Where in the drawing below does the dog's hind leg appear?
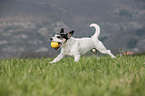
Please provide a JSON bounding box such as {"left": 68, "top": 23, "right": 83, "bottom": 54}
{"left": 99, "top": 49, "right": 116, "bottom": 58}
{"left": 95, "top": 41, "right": 116, "bottom": 58}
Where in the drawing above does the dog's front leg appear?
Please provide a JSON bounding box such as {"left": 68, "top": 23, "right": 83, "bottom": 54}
{"left": 74, "top": 55, "right": 81, "bottom": 62}
{"left": 49, "top": 53, "right": 64, "bottom": 63}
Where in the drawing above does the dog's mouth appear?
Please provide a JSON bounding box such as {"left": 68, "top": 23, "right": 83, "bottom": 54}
{"left": 55, "top": 42, "right": 62, "bottom": 50}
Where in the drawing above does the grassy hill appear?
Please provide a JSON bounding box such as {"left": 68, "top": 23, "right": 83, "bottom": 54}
{"left": 0, "top": 56, "right": 145, "bottom": 96}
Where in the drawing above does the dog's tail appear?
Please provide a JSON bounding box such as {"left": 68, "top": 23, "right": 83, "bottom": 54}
{"left": 90, "top": 23, "right": 100, "bottom": 39}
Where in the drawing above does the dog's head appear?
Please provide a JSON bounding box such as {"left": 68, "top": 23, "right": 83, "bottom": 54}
{"left": 50, "top": 28, "right": 74, "bottom": 50}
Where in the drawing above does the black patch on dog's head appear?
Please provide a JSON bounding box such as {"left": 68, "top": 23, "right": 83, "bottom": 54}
{"left": 59, "top": 28, "right": 74, "bottom": 41}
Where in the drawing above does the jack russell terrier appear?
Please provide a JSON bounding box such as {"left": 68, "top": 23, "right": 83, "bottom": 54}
{"left": 50, "top": 23, "right": 116, "bottom": 63}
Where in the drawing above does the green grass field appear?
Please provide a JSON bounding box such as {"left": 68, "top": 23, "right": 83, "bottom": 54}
{"left": 0, "top": 56, "right": 145, "bottom": 96}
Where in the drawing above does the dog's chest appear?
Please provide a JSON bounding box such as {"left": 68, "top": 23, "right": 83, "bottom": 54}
{"left": 61, "top": 40, "right": 77, "bottom": 55}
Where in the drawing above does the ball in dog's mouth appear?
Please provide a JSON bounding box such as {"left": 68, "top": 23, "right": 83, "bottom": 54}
{"left": 51, "top": 42, "right": 62, "bottom": 50}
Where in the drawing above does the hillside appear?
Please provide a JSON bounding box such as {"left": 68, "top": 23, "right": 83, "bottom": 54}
{"left": 0, "top": 56, "right": 145, "bottom": 96}
{"left": 0, "top": 0, "right": 145, "bottom": 58}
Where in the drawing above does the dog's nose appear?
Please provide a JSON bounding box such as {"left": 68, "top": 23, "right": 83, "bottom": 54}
{"left": 50, "top": 38, "right": 53, "bottom": 41}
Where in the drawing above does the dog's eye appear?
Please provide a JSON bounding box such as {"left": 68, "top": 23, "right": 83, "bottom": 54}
{"left": 57, "top": 36, "right": 61, "bottom": 38}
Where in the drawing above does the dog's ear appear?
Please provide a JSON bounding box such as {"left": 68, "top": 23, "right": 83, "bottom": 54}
{"left": 60, "top": 28, "right": 64, "bottom": 33}
{"left": 67, "top": 30, "right": 74, "bottom": 38}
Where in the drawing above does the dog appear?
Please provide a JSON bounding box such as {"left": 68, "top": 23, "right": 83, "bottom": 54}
{"left": 50, "top": 23, "right": 116, "bottom": 63}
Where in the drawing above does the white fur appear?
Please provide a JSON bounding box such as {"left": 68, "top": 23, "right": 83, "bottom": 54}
{"left": 50, "top": 23, "right": 116, "bottom": 63}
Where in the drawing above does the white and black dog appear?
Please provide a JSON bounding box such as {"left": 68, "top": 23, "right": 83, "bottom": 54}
{"left": 50, "top": 23, "right": 116, "bottom": 63}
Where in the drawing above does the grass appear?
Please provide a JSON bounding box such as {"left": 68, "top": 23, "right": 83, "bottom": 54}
{"left": 0, "top": 56, "right": 145, "bottom": 96}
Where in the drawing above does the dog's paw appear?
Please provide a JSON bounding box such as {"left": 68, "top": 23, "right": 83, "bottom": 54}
{"left": 112, "top": 56, "right": 116, "bottom": 59}
{"left": 49, "top": 61, "right": 55, "bottom": 63}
